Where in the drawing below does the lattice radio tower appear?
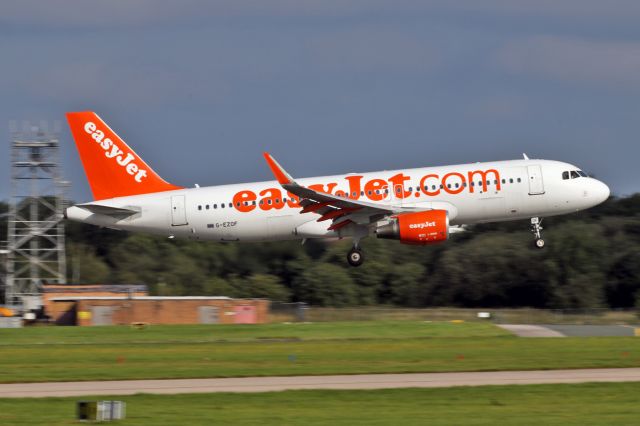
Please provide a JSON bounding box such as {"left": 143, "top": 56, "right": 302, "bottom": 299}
{"left": 2, "top": 121, "right": 67, "bottom": 306}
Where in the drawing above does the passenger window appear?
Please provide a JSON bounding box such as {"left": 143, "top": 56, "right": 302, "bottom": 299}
{"left": 268, "top": 200, "right": 272, "bottom": 205}
{"left": 214, "top": 204, "right": 217, "bottom": 209}
{"left": 205, "top": 205, "right": 209, "bottom": 210}
{"left": 221, "top": 204, "right": 225, "bottom": 209}
{"left": 432, "top": 185, "right": 436, "bottom": 190}
{"left": 517, "top": 178, "right": 521, "bottom": 183}
{"left": 198, "top": 205, "right": 202, "bottom": 211}
{"left": 236, "top": 202, "right": 241, "bottom": 207}
{"left": 509, "top": 178, "right": 513, "bottom": 183}
{"left": 229, "top": 203, "right": 233, "bottom": 209}
{"left": 455, "top": 183, "right": 459, "bottom": 188}
{"left": 494, "top": 180, "right": 498, "bottom": 185}
{"left": 501, "top": 179, "right": 506, "bottom": 184}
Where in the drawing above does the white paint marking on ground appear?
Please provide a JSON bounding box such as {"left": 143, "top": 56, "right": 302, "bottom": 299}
{"left": 497, "top": 324, "right": 566, "bottom": 337}
{"left": 2, "top": 368, "right": 640, "bottom": 398}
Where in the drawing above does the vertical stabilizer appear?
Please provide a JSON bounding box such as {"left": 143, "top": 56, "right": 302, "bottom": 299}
{"left": 66, "top": 111, "right": 182, "bottom": 200}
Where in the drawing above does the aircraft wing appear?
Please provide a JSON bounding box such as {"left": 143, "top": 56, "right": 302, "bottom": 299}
{"left": 263, "top": 152, "right": 429, "bottom": 230}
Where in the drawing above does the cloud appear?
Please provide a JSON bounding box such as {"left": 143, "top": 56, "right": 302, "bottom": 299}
{"left": 440, "top": 0, "right": 640, "bottom": 20}
{"left": 496, "top": 36, "right": 640, "bottom": 88}
{"left": 465, "top": 95, "right": 527, "bottom": 121}
{"left": 6, "top": 0, "right": 640, "bottom": 30}
{"left": 306, "top": 28, "right": 440, "bottom": 73}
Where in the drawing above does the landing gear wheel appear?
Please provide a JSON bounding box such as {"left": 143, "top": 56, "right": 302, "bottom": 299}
{"left": 530, "top": 217, "right": 545, "bottom": 249}
{"left": 347, "top": 249, "right": 364, "bottom": 267}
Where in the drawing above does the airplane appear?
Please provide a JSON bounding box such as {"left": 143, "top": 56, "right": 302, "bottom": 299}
{"left": 65, "top": 111, "right": 610, "bottom": 267}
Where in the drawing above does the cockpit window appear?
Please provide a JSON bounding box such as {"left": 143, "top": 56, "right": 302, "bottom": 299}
{"left": 563, "top": 170, "right": 588, "bottom": 180}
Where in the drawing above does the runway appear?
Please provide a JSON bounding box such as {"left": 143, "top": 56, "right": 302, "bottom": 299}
{"left": 2, "top": 368, "right": 640, "bottom": 398}
{"left": 497, "top": 324, "right": 639, "bottom": 337}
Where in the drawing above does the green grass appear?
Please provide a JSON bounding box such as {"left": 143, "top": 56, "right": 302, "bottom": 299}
{"left": 1, "top": 322, "right": 639, "bottom": 383}
{"left": 2, "top": 383, "right": 640, "bottom": 425}
{"left": 0, "top": 321, "right": 507, "bottom": 345}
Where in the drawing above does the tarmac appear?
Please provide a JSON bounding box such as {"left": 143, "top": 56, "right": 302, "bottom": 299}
{"left": 497, "top": 324, "right": 639, "bottom": 337}
{"left": 497, "top": 324, "right": 565, "bottom": 337}
{"left": 2, "top": 368, "right": 640, "bottom": 398}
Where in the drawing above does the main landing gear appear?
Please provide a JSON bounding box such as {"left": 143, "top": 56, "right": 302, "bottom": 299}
{"left": 531, "top": 217, "right": 545, "bottom": 249}
{"left": 347, "top": 246, "right": 364, "bottom": 267}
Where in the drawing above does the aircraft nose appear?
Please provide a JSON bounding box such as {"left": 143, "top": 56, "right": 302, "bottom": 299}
{"left": 592, "top": 179, "right": 610, "bottom": 205}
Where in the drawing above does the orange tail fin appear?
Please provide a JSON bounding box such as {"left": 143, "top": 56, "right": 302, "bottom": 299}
{"left": 66, "top": 111, "right": 182, "bottom": 200}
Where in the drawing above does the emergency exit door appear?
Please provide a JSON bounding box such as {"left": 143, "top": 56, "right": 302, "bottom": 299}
{"left": 527, "top": 165, "right": 545, "bottom": 195}
{"left": 171, "top": 195, "right": 188, "bottom": 226}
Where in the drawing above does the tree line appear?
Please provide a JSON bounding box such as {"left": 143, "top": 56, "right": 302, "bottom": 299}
{"left": 1, "top": 195, "right": 639, "bottom": 308}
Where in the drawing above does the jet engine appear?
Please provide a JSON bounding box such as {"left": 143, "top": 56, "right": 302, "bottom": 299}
{"left": 375, "top": 210, "right": 449, "bottom": 245}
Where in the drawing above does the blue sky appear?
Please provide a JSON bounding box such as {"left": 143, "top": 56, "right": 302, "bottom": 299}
{"left": 1, "top": 1, "right": 639, "bottom": 201}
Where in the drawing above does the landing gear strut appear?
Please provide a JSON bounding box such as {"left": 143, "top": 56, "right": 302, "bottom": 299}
{"left": 347, "top": 247, "right": 364, "bottom": 267}
{"left": 530, "top": 217, "right": 545, "bottom": 249}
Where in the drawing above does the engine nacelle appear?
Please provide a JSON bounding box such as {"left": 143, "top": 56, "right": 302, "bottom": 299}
{"left": 375, "top": 210, "right": 449, "bottom": 245}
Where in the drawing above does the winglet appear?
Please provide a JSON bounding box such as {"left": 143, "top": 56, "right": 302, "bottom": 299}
{"left": 263, "top": 152, "right": 295, "bottom": 185}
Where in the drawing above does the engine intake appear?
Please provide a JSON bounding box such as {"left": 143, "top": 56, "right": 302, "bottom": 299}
{"left": 376, "top": 210, "right": 449, "bottom": 245}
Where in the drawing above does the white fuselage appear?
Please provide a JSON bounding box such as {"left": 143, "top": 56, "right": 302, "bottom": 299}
{"left": 66, "top": 159, "right": 610, "bottom": 242}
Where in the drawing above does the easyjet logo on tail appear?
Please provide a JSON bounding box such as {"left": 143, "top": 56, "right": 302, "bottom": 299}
{"left": 83, "top": 122, "right": 147, "bottom": 183}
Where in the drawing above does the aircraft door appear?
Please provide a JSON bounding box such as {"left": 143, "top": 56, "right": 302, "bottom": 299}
{"left": 171, "top": 195, "right": 188, "bottom": 226}
{"left": 527, "top": 165, "right": 545, "bottom": 195}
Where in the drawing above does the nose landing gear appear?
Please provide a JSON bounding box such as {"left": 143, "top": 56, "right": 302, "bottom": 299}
{"left": 531, "top": 217, "right": 545, "bottom": 248}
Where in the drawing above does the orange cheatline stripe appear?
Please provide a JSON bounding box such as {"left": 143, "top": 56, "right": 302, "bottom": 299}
{"left": 263, "top": 152, "right": 291, "bottom": 185}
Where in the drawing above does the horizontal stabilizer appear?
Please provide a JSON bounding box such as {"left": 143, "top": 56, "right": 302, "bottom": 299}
{"left": 77, "top": 203, "right": 138, "bottom": 217}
